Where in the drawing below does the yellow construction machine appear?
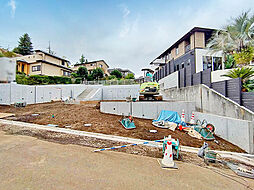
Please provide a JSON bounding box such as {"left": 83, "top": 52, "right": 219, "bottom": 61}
{"left": 139, "top": 68, "right": 163, "bottom": 101}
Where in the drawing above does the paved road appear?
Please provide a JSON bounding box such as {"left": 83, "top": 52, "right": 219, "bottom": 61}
{"left": 0, "top": 131, "right": 253, "bottom": 190}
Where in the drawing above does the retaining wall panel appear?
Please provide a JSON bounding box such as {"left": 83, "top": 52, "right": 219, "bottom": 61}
{"left": 117, "top": 102, "right": 131, "bottom": 116}
{"left": 132, "top": 102, "right": 143, "bottom": 118}
{"left": 142, "top": 102, "right": 158, "bottom": 119}
{"left": 0, "top": 84, "right": 10, "bottom": 105}
{"left": 194, "top": 111, "right": 253, "bottom": 153}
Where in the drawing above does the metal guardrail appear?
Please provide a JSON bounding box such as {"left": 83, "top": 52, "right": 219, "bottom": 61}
{"left": 85, "top": 79, "right": 140, "bottom": 85}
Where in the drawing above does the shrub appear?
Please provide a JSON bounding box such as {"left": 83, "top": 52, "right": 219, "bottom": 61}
{"left": 125, "top": 73, "right": 134, "bottom": 79}
{"left": 110, "top": 70, "right": 122, "bottom": 78}
{"left": 16, "top": 74, "right": 72, "bottom": 85}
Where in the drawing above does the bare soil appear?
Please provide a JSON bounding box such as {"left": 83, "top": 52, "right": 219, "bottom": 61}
{"left": 0, "top": 101, "right": 245, "bottom": 153}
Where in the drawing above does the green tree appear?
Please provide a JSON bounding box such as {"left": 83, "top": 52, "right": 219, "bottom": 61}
{"left": 79, "top": 54, "right": 86, "bottom": 64}
{"left": 233, "top": 46, "right": 254, "bottom": 66}
{"left": 86, "top": 74, "right": 94, "bottom": 81}
{"left": 107, "top": 75, "right": 116, "bottom": 80}
{"left": 125, "top": 73, "right": 135, "bottom": 79}
{"left": 222, "top": 67, "right": 254, "bottom": 83}
{"left": 92, "top": 68, "right": 104, "bottom": 80}
{"left": 13, "top": 33, "right": 33, "bottom": 55}
{"left": 77, "top": 66, "right": 88, "bottom": 83}
{"left": 207, "top": 11, "right": 254, "bottom": 65}
{"left": 224, "top": 54, "right": 236, "bottom": 69}
{"left": 110, "top": 69, "right": 122, "bottom": 78}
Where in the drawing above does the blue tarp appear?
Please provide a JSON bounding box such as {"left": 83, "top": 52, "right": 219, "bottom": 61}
{"left": 153, "top": 110, "right": 182, "bottom": 124}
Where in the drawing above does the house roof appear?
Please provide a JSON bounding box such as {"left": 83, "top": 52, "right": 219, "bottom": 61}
{"left": 25, "top": 60, "right": 73, "bottom": 72}
{"left": 150, "top": 27, "right": 216, "bottom": 65}
{"left": 34, "top": 50, "right": 70, "bottom": 62}
{"left": 17, "top": 59, "right": 28, "bottom": 63}
{"left": 75, "top": 60, "right": 109, "bottom": 68}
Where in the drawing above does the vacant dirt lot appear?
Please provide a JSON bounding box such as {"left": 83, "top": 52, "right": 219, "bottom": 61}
{"left": 0, "top": 101, "right": 244, "bottom": 152}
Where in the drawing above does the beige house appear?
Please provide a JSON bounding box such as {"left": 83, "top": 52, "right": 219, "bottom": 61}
{"left": 17, "top": 50, "right": 72, "bottom": 76}
{"left": 72, "top": 60, "right": 110, "bottom": 76}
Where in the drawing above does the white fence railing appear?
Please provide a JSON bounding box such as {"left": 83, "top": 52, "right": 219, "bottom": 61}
{"left": 85, "top": 79, "right": 139, "bottom": 85}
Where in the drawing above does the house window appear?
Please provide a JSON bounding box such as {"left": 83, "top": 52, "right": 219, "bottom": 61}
{"left": 32, "top": 65, "right": 41, "bottom": 72}
{"left": 176, "top": 47, "right": 179, "bottom": 55}
{"left": 203, "top": 56, "right": 212, "bottom": 70}
{"left": 22, "top": 64, "right": 25, "bottom": 72}
{"left": 63, "top": 71, "right": 70, "bottom": 76}
{"left": 100, "top": 64, "right": 103, "bottom": 68}
{"left": 213, "top": 57, "right": 222, "bottom": 71}
{"left": 90, "top": 64, "right": 94, "bottom": 66}
{"left": 181, "top": 62, "right": 185, "bottom": 69}
{"left": 62, "top": 60, "right": 65, "bottom": 66}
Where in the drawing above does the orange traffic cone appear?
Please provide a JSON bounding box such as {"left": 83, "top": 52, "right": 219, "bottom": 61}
{"left": 189, "top": 112, "right": 195, "bottom": 124}
{"left": 158, "top": 135, "right": 178, "bottom": 169}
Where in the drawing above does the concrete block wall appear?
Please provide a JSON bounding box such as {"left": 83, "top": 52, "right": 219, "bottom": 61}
{"left": 0, "top": 83, "right": 102, "bottom": 105}
{"left": 100, "top": 101, "right": 196, "bottom": 120}
{"left": 194, "top": 111, "right": 254, "bottom": 153}
{"left": 159, "top": 71, "right": 179, "bottom": 90}
{"left": 163, "top": 84, "right": 254, "bottom": 121}
{"left": 0, "top": 84, "right": 11, "bottom": 105}
{"left": 102, "top": 85, "right": 140, "bottom": 100}
{"left": 0, "top": 83, "right": 140, "bottom": 105}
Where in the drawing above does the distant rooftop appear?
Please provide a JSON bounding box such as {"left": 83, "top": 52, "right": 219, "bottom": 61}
{"left": 35, "top": 50, "right": 70, "bottom": 62}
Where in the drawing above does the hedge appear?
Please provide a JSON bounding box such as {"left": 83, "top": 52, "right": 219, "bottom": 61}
{"left": 16, "top": 74, "right": 72, "bottom": 85}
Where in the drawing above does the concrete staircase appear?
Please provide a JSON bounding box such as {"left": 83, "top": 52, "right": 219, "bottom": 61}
{"left": 76, "top": 87, "right": 101, "bottom": 101}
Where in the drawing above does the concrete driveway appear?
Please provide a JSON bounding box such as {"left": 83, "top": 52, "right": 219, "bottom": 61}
{"left": 0, "top": 131, "right": 253, "bottom": 190}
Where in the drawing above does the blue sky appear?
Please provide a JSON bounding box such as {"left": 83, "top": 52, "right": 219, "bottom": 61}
{"left": 1, "top": 0, "right": 254, "bottom": 76}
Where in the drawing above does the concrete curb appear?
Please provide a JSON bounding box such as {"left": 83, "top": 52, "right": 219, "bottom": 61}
{"left": 0, "top": 119, "right": 162, "bottom": 148}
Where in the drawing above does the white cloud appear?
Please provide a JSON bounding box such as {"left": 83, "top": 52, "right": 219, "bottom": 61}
{"left": 119, "top": 5, "right": 139, "bottom": 38}
{"left": 26, "top": 0, "right": 254, "bottom": 77}
{"left": 122, "top": 5, "right": 130, "bottom": 19}
{"left": 8, "top": 0, "right": 16, "bottom": 18}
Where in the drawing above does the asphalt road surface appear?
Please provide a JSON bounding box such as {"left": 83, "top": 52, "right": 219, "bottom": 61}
{"left": 0, "top": 131, "right": 253, "bottom": 190}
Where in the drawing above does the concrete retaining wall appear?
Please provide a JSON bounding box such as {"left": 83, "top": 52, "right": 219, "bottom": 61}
{"left": 0, "top": 83, "right": 101, "bottom": 105}
{"left": 100, "top": 101, "right": 195, "bottom": 120}
{"left": 159, "top": 71, "right": 179, "bottom": 90}
{"left": 0, "top": 84, "right": 140, "bottom": 105}
{"left": 194, "top": 111, "right": 254, "bottom": 153}
{"left": 163, "top": 84, "right": 254, "bottom": 121}
{"left": 102, "top": 85, "right": 140, "bottom": 100}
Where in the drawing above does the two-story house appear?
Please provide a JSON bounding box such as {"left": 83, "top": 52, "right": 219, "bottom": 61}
{"left": 151, "top": 27, "right": 223, "bottom": 81}
{"left": 108, "top": 68, "right": 135, "bottom": 78}
{"left": 72, "top": 60, "right": 110, "bottom": 76}
{"left": 17, "top": 50, "right": 73, "bottom": 77}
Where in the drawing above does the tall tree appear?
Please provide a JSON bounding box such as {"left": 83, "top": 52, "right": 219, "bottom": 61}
{"left": 77, "top": 66, "right": 88, "bottom": 83}
{"left": 110, "top": 69, "right": 122, "bottom": 79}
{"left": 13, "top": 33, "right": 33, "bottom": 55}
{"left": 207, "top": 11, "right": 254, "bottom": 66}
{"left": 79, "top": 54, "right": 85, "bottom": 64}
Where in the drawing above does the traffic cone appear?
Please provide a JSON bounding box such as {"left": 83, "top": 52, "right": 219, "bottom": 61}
{"left": 181, "top": 110, "right": 185, "bottom": 122}
{"left": 158, "top": 135, "right": 178, "bottom": 169}
{"left": 189, "top": 112, "right": 195, "bottom": 124}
